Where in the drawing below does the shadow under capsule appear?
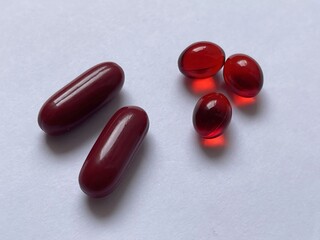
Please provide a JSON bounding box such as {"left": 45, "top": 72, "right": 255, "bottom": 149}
{"left": 219, "top": 83, "right": 266, "bottom": 116}
{"left": 180, "top": 75, "right": 221, "bottom": 96}
{"left": 196, "top": 129, "right": 232, "bottom": 159}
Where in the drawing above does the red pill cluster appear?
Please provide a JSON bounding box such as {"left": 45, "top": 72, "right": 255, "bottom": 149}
{"left": 178, "top": 41, "right": 264, "bottom": 139}
{"left": 38, "top": 63, "right": 149, "bottom": 198}
{"left": 37, "top": 42, "right": 264, "bottom": 201}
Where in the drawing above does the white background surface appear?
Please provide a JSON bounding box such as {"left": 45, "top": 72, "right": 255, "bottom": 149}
{"left": 1, "top": 0, "right": 320, "bottom": 239}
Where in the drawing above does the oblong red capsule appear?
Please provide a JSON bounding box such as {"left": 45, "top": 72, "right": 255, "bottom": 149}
{"left": 38, "top": 62, "right": 124, "bottom": 135}
{"left": 178, "top": 41, "right": 225, "bottom": 79}
{"left": 79, "top": 106, "right": 149, "bottom": 198}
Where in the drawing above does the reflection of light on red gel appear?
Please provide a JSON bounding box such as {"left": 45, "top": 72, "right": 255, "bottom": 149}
{"left": 187, "top": 77, "right": 217, "bottom": 94}
{"left": 233, "top": 95, "right": 256, "bottom": 107}
{"left": 201, "top": 135, "right": 226, "bottom": 148}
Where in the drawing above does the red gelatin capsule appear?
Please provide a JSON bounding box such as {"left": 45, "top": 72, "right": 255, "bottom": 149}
{"left": 178, "top": 41, "right": 225, "bottom": 79}
{"left": 193, "top": 92, "right": 232, "bottom": 138}
{"left": 38, "top": 62, "right": 124, "bottom": 135}
{"left": 79, "top": 106, "right": 149, "bottom": 198}
{"left": 223, "top": 54, "right": 263, "bottom": 98}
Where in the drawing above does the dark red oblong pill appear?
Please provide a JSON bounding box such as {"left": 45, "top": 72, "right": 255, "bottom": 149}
{"left": 38, "top": 62, "right": 124, "bottom": 135}
{"left": 79, "top": 106, "right": 149, "bottom": 198}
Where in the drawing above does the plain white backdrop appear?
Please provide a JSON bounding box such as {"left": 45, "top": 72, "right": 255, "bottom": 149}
{"left": 1, "top": 0, "right": 320, "bottom": 239}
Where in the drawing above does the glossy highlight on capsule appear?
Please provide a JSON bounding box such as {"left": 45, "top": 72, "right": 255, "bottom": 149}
{"left": 178, "top": 41, "right": 225, "bottom": 79}
{"left": 193, "top": 92, "right": 232, "bottom": 139}
{"left": 38, "top": 62, "right": 124, "bottom": 135}
{"left": 79, "top": 106, "right": 149, "bottom": 198}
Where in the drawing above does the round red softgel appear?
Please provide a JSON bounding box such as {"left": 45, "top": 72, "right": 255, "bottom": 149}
{"left": 178, "top": 41, "right": 225, "bottom": 79}
{"left": 193, "top": 92, "right": 232, "bottom": 139}
{"left": 223, "top": 54, "right": 263, "bottom": 98}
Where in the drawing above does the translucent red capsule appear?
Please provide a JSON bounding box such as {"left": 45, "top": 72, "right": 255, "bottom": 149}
{"left": 223, "top": 54, "right": 263, "bottom": 98}
{"left": 193, "top": 93, "right": 232, "bottom": 138}
{"left": 79, "top": 106, "right": 149, "bottom": 198}
{"left": 178, "top": 41, "right": 225, "bottom": 79}
{"left": 38, "top": 62, "right": 124, "bottom": 135}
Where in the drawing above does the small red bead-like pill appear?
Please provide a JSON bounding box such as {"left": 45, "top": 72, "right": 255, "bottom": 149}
{"left": 38, "top": 62, "right": 124, "bottom": 135}
{"left": 178, "top": 41, "right": 225, "bottom": 79}
{"left": 223, "top": 54, "right": 263, "bottom": 98}
{"left": 193, "top": 92, "right": 232, "bottom": 139}
{"left": 79, "top": 106, "right": 149, "bottom": 198}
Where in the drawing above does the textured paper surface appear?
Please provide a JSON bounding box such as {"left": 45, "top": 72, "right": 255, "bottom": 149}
{"left": 1, "top": 0, "right": 320, "bottom": 239}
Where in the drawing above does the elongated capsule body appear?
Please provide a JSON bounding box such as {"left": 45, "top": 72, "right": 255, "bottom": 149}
{"left": 79, "top": 106, "right": 149, "bottom": 198}
{"left": 38, "top": 62, "right": 124, "bottom": 135}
